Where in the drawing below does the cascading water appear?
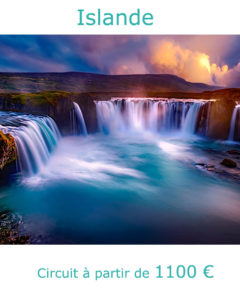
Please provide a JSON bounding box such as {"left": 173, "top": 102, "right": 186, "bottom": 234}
{"left": 229, "top": 105, "right": 240, "bottom": 141}
{"left": 182, "top": 102, "right": 204, "bottom": 134}
{"left": 0, "top": 112, "right": 61, "bottom": 175}
{"left": 2, "top": 100, "right": 240, "bottom": 245}
{"left": 72, "top": 102, "right": 88, "bottom": 136}
{"left": 95, "top": 98, "right": 209, "bottom": 136}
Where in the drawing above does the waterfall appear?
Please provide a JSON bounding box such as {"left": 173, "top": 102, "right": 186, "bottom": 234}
{"left": 229, "top": 105, "right": 240, "bottom": 141}
{"left": 95, "top": 98, "right": 209, "bottom": 135}
{"left": 182, "top": 102, "right": 205, "bottom": 134}
{"left": 72, "top": 102, "right": 88, "bottom": 136}
{"left": 0, "top": 112, "right": 61, "bottom": 175}
{"left": 195, "top": 101, "right": 211, "bottom": 136}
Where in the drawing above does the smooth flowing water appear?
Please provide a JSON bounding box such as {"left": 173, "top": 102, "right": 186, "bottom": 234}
{"left": 72, "top": 102, "right": 88, "bottom": 136}
{"left": 0, "top": 112, "right": 60, "bottom": 175}
{"left": 1, "top": 99, "right": 240, "bottom": 244}
{"left": 229, "top": 104, "right": 240, "bottom": 141}
{"left": 95, "top": 98, "right": 209, "bottom": 135}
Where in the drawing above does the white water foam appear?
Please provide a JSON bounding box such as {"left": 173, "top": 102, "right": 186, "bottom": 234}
{"left": 95, "top": 98, "right": 209, "bottom": 136}
{"left": 72, "top": 102, "right": 88, "bottom": 135}
{"left": 0, "top": 112, "right": 61, "bottom": 175}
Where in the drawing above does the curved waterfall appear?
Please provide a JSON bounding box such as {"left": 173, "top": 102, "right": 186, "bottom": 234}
{"left": 0, "top": 98, "right": 211, "bottom": 177}
{"left": 72, "top": 102, "right": 88, "bottom": 136}
{"left": 95, "top": 98, "right": 210, "bottom": 135}
{"left": 229, "top": 105, "right": 240, "bottom": 141}
{"left": 0, "top": 112, "right": 61, "bottom": 175}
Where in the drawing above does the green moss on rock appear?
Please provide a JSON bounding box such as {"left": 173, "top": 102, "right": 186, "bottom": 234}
{"left": 0, "top": 91, "right": 71, "bottom": 107}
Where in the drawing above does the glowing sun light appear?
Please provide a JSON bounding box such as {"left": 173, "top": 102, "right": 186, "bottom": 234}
{"left": 199, "top": 55, "right": 211, "bottom": 73}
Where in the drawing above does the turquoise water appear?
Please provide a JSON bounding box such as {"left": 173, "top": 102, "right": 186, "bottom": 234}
{"left": 1, "top": 133, "right": 240, "bottom": 244}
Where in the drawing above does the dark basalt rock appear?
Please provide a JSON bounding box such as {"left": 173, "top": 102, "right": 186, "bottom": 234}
{"left": 0, "top": 72, "right": 239, "bottom": 140}
{"left": 0, "top": 91, "right": 98, "bottom": 135}
{"left": 221, "top": 158, "right": 237, "bottom": 168}
{"left": 0, "top": 210, "right": 30, "bottom": 244}
{"left": 195, "top": 163, "right": 205, "bottom": 166}
{"left": 227, "top": 149, "right": 240, "bottom": 155}
{"left": 207, "top": 99, "right": 236, "bottom": 140}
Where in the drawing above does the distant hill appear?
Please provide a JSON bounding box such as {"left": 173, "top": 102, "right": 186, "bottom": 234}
{"left": 0, "top": 72, "right": 221, "bottom": 93}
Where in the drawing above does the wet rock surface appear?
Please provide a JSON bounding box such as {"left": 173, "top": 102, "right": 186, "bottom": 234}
{"left": 195, "top": 146, "right": 240, "bottom": 183}
{"left": 0, "top": 210, "right": 30, "bottom": 244}
{"left": 221, "top": 158, "right": 237, "bottom": 168}
{"left": 227, "top": 149, "right": 240, "bottom": 155}
{"left": 0, "top": 130, "right": 16, "bottom": 170}
{"left": 0, "top": 131, "right": 17, "bottom": 182}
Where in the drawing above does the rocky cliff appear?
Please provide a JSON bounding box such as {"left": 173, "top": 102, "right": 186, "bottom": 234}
{"left": 0, "top": 130, "right": 16, "bottom": 180}
{"left": 0, "top": 88, "right": 239, "bottom": 139}
{"left": 0, "top": 72, "right": 239, "bottom": 139}
{"left": 0, "top": 91, "right": 97, "bottom": 135}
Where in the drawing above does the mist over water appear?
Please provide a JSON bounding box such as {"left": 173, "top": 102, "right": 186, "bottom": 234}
{"left": 95, "top": 98, "right": 209, "bottom": 135}
{"left": 1, "top": 99, "right": 240, "bottom": 244}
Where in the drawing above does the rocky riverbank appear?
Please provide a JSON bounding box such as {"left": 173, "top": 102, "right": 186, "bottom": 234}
{"left": 0, "top": 210, "right": 30, "bottom": 244}
{"left": 195, "top": 148, "right": 240, "bottom": 183}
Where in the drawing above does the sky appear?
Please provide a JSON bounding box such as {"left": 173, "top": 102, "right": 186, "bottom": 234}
{"left": 0, "top": 35, "right": 240, "bottom": 87}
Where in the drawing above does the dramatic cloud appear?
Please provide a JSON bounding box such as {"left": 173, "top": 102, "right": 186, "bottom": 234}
{"left": 99, "top": 37, "right": 240, "bottom": 87}
{"left": 145, "top": 40, "right": 214, "bottom": 83}
{"left": 0, "top": 35, "right": 239, "bottom": 87}
{"left": 142, "top": 40, "right": 231, "bottom": 86}
{"left": 214, "top": 62, "right": 240, "bottom": 87}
